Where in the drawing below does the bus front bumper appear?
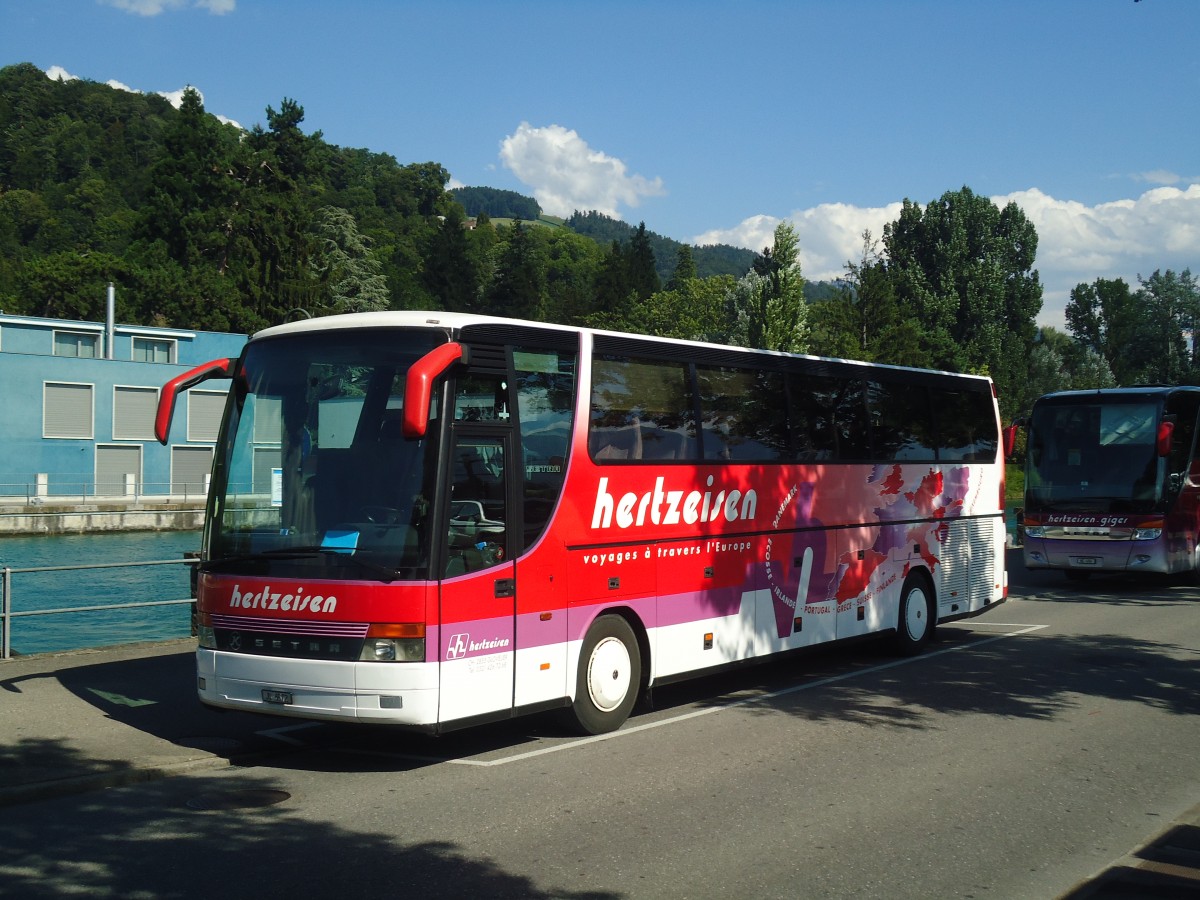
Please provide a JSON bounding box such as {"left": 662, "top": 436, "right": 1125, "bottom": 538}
{"left": 196, "top": 649, "right": 440, "bottom": 726}
{"left": 1022, "top": 537, "right": 1171, "bottom": 574}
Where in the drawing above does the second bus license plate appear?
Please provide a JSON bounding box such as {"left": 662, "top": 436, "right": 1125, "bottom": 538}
{"left": 262, "top": 689, "right": 293, "bottom": 705}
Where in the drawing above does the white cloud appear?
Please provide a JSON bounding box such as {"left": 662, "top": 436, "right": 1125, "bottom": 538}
{"left": 996, "top": 185, "right": 1200, "bottom": 327}
{"left": 45, "top": 65, "right": 76, "bottom": 83}
{"left": 41, "top": 66, "right": 241, "bottom": 128}
{"left": 694, "top": 186, "right": 1200, "bottom": 331}
{"left": 499, "top": 122, "right": 665, "bottom": 219}
{"left": 100, "top": 0, "right": 234, "bottom": 15}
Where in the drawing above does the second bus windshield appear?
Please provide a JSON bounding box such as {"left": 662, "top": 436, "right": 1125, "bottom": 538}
{"left": 1026, "top": 401, "right": 1163, "bottom": 512}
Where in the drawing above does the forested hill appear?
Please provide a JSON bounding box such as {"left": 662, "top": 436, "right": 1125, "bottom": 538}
{"left": 449, "top": 189, "right": 756, "bottom": 283}
{"left": 0, "top": 62, "right": 766, "bottom": 335}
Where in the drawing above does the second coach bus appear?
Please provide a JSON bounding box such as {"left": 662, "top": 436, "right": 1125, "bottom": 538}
{"left": 157, "top": 311, "right": 1008, "bottom": 734}
{"left": 1016, "top": 386, "right": 1200, "bottom": 581}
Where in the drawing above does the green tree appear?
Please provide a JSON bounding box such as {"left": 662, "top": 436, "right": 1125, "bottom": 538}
{"left": 735, "top": 222, "right": 808, "bottom": 352}
{"left": 633, "top": 275, "right": 735, "bottom": 341}
{"left": 883, "top": 186, "right": 1042, "bottom": 414}
{"left": 590, "top": 240, "right": 636, "bottom": 328}
{"left": 666, "top": 244, "right": 697, "bottom": 289}
{"left": 537, "top": 227, "right": 603, "bottom": 326}
{"left": 17, "top": 251, "right": 130, "bottom": 320}
{"left": 311, "top": 206, "right": 390, "bottom": 315}
{"left": 1064, "top": 277, "right": 1141, "bottom": 384}
{"left": 241, "top": 97, "right": 325, "bottom": 323}
{"left": 627, "top": 222, "right": 661, "bottom": 301}
{"left": 1136, "top": 269, "right": 1199, "bottom": 384}
{"left": 138, "top": 87, "right": 243, "bottom": 273}
{"left": 486, "top": 222, "right": 546, "bottom": 320}
{"left": 422, "top": 205, "right": 477, "bottom": 312}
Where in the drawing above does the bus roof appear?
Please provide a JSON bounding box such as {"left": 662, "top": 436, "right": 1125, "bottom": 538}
{"left": 249, "top": 310, "right": 995, "bottom": 386}
{"left": 1033, "top": 386, "right": 1200, "bottom": 405}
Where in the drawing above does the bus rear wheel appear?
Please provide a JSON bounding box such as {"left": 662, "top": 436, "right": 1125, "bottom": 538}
{"left": 568, "top": 615, "right": 641, "bottom": 735}
{"left": 892, "top": 572, "right": 935, "bottom": 655}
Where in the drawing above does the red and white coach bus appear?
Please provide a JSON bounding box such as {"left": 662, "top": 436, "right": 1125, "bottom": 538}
{"left": 156, "top": 311, "right": 1007, "bottom": 734}
{"left": 1014, "top": 386, "right": 1200, "bottom": 581}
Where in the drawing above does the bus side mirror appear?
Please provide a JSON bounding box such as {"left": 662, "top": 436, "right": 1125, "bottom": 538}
{"left": 1157, "top": 420, "right": 1174, "bottom": 457}
{"left": 1002, "top": 422, "right": 1022, "bottom": 460}
{"left": 155, "top": 357, "right": 236, "bottom": 444}
{"left": 403, "top": 342, "right": 469, "bottom": 439}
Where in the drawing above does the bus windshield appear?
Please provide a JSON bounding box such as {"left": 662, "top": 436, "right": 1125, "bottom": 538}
{"left": 1026, "top": 400, "right": 1164, "bottom": 514}
{"left": 205, "top": 329, "right": 444, "bottom": 581}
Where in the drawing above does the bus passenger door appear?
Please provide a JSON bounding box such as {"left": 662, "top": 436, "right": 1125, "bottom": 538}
{"left": 437, "top": 430, "right": 516, "bottom": 725}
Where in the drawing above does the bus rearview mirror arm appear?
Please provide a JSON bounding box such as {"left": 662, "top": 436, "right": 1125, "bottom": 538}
{"left": 403, "top": 342, "right": 470, "bottom": 439}
{"left": 156, "top": 357, "right": 236, "bottom": 444}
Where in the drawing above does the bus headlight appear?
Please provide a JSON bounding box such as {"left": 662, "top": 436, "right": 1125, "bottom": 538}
{"left": 197, "top": 612, "right": 216, "bottom": 649}
{"left": 1024, "top": 525, "right": 1044, "bottom": 539}
{"left": 1134, "top": 519, "right": 1164, "bottom": 540}
{"left": 359, "top": 624, "right": 426, "bottom": 662}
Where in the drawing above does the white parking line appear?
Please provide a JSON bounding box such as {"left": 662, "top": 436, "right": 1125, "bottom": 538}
{"left": 257, "top": 722, "right": 323, "bottom": 746}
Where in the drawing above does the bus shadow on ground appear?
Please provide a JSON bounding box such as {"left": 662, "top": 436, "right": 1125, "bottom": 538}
{"left": 0, "top": 761, "right": 620, "bottom": 899}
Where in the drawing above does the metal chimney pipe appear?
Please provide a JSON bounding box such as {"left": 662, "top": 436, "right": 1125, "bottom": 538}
{"left": 106, "top": 282, "right": 115, "bottom": 360}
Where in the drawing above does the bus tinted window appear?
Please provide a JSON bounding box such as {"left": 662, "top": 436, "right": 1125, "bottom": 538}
{"left": 936, "top": 388, "right": 998, "bottom": 460}
{"left": 515, "top": 346, "right": 576, "bottom": 550}
{"left": 809, "top": 374, "right": 869, "bottom": 461}
{"left": 784, "top": 372, "right": 830, "bottom": 460}
{"left": 868, "top": 380, "right": 936, "bottom": 461}
{"left": 590, "top": 356, "right": 696, "bottom": 461}
{"left": 697, "top": 366, "right": 788, "bottom": 461}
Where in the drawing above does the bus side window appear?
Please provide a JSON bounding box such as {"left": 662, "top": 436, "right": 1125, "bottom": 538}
{"left": 445, "top": 436, "right": 507, "bottom": 575}
{"left": 697, "top": 366, "right": 787, "bottom": 461}
{"left": 787, "top": 371, "right": 840, "bottom": 461}
{"left": 590, "top": 355, "right": 695, "bottom": 462}
{"left": 515, "top": 346, "right": 577, "bottom": 552}
{"left": 868, "top": 379, "right": 935, "bottom": 461}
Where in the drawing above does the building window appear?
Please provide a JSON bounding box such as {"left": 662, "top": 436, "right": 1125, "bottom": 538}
{"left": 96, "top": 444, "right": 142, "bottom": 496}
{"left": 187, "top": 390, "right": 227, "bottom": 443}
{"left": 54, "top": 331, "right": 99, "bottom": 358}
{"left": 132, "top": 337, "right": 175, "bottom": 364}
{"left": 44, "top": 382, "right": 94, "bottom": 439}
{"left": 113, "top": 386, "right": 159, "bottom": 441}
{"left": 172, "top": 445, "right": 214, "bottom": 495}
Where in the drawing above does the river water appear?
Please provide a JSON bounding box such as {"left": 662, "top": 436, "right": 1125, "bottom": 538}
{"left": 0, "top": 530, "right": 201, "bottom": 657}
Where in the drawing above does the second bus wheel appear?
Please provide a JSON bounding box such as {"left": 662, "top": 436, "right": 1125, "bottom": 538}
{"left": 569, "top": 615, "right": 641, "bottom": 735}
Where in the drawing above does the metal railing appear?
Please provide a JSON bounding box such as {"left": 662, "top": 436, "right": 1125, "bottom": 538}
{"left": 1, "top": 557, "right": 198, "bottom": 660}
{"left": 0, "top": 479, "right": 211, "bottom": 505}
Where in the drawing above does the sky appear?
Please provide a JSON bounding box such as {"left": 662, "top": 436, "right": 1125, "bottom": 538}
{"left": 2, "top": 0, "right": 1198, "bottom": 330}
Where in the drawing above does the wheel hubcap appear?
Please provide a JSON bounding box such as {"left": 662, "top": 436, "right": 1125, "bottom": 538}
{"left": 587, "top": 636, "right": 632, "bottom": 712}
{"left": 905, "top": 589, "right": 928, "bottom": 640}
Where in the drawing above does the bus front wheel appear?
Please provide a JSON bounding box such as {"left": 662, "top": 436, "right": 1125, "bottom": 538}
{"left": 568, "top": 615, "right": 641, "bottom": 735}
{"left": 892, "top": 572, "right": 935, "bottom": 655}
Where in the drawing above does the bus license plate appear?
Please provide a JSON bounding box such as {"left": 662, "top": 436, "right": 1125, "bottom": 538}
{"left": 1072, "top": 557, "right": 1100, "bottom": 567}
{"left": 262, "top": 689, "right": 293, "bottom": 705}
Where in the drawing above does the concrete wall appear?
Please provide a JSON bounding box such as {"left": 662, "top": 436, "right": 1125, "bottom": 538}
{"left": 0, "top": 502, "right": 206, "bottom": 535}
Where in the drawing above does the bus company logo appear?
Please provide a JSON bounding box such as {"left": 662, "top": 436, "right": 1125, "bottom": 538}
{"left": 1045, "top": 513, "right": 1129, "bottom": 528}
{"left": 446, "top": 633, "right": 511, "bottom": 659}
{"left": 228, "top": 584, "right": 338, "bottom": 614}
{"left": 591, "top": 475, "right": 758, "bottom": 530}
